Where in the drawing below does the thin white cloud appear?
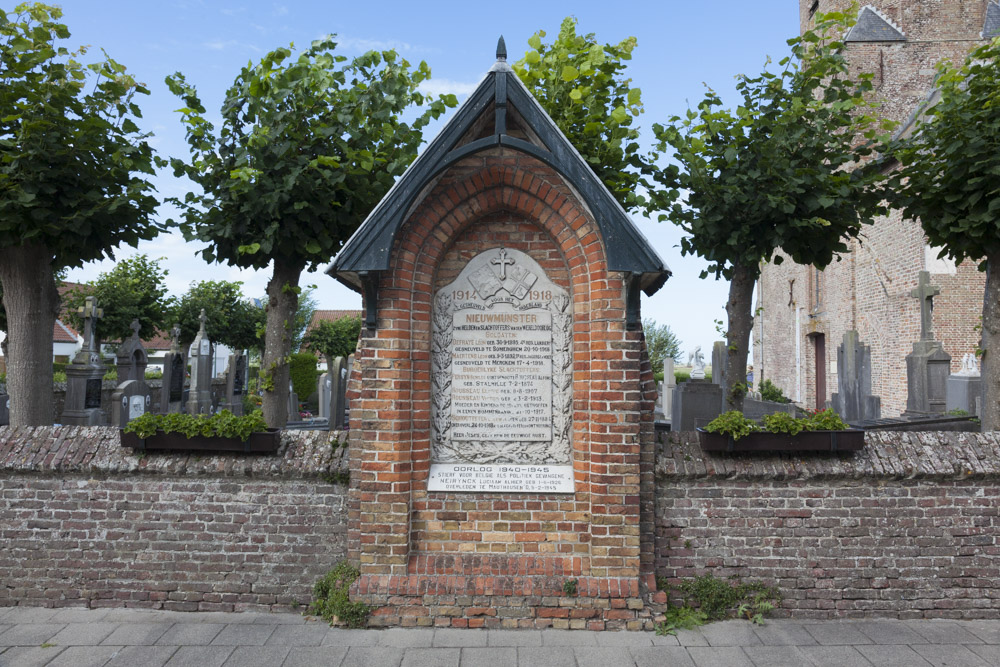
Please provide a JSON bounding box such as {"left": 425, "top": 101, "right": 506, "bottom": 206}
{"left": 202, "top": 39, "right": 261, "bottom": 53}
{"left": 273, "top": 4, "right": 288, "bottom": 16}
{"left": 418, "top": 78, "right": 479, "bottom": 98}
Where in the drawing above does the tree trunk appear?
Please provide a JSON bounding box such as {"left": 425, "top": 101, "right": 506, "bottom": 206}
{"left": 981, "top": 255, "right": 1000, "bottom": 431}
{"left": 0, "top": 244, "right": 59, "bottom": 426}
{"left": 261, "top": 260, "right": 303, "bottom": 428}
{"left": 724, "top": 261, "right": 757, "bottom": 414}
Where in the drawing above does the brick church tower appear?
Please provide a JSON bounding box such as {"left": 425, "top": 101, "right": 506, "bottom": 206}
{"left": 755, "top": 1, "right": 998, "bottom": 416}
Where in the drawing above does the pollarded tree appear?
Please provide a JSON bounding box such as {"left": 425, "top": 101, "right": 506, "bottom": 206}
{"left": 63, "top": 254, "right": 173, "bottom": 344}
{"left": 650, "top": 10, "right": 892, "bottom": 413}
{"left": 0, "top": 3, "right": 160, "bottom": 425}
{"left": 892, "top": 37, "right": 1000, "bottom": 430}
{"left": 513, "top": 17, "right": 650, "bottom": 213}
{"left": 167, "top": 38, "right": 455, "bottom": 427}
{"left": 303, "top": 314, "right": 362, "bottom": 381}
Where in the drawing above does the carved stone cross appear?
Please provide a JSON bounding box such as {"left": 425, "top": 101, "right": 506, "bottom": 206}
{"left": 198, "top": 308, "right": 208, "bottom": 333}
{"left": 77, "top": 296, "right": 103, "bottom": 352}
{"left": 909, "top": 271, "right": 940, "bottom": 341}
{"left": 492, "top": 247, "right": 515, "bottom": 280}
{"left": 170, "top": 322, "right": 182, "bottom": 351}
{"left": 129, "top": 318, "right": 141, "bottom": 339}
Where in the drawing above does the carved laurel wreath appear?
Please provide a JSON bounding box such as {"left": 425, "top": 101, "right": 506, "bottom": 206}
{"left": 431, "top": 286, "right": 572, "bottom": 465}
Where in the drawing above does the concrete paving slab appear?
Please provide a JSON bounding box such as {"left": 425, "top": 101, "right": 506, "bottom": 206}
{"left": 803, "top": 622, "right": 875, "bottom": 646}
{"left": 157, "top": 623, "right": 226, "bottom": 646}
{"left": 856, "top": 644, "right": 934, "bottom": 667}
{"left": 263, "top": 623, "right": 332, "bottom": 646}
{"left": 594, "top": 631, "right": 653, "bottom": 647}
{"left": 751, "top": 621, "right": 818, "bottom": 646}
{"left": 400, "top": 647, "right": 460, "bottom": 667}
{"left": 380, "top": 628, "right": 435, "bottom": 648}
{"left": 912, "top": 644, "right": 991, "bottom": 667}
{"left": 321, "top": 628, "right": 381, "bottom": 646}
{"left": 49, "top": 608, "right": 110, "bottom": 624}
{"left": 0, "top": 644, "right": 68, "bottom": 667}
{"left": 104, "top": 645, "right": 180, "bottom": 667}
{"left": 460, "top": 647, "right": 516, "bottom": 667}
{"left": 0, "top": 624, "right": 11, "bottom": 639}
{"left": 903, "top": 620, "right": 985, "bottom": 645}
{"left": 857, "top": 621, "right": 928, "bottom": 645}
{"left": 798, "top": 645, "right": 873, "bottom": 667}
{"left": 743, "top": 645, "right": 813, "bottom": 667}
{"left": 0, "top": 623, "right": 65, "bottom": 646}
{"left": 210, "top": 623, "right": 276, "bottom": 646}
{"left": 281, "top": 646, "right": 349, "bottom": 667}
{"left": 631, "top": 646, "right": 696, "bottom": 667}
{"left": 649, "top": 633, "right": 681, "bottom": 646}
{"left": 340, "top": 645, "right": 404, "bottom": 667}
{"left": 432, "top": 628, "right": 487, "bottom": 647}
{"left": 101, "top": 609, "right": 189, "bottom": 624}
{"left": 574, "top": 646, "right": 637, "bottom": 667}
{"left": 250, "top": 613, "right": 307, "bottom": 625}
{"left": 163, "top": 645, "right": 235, "bottom": 667}
{"left": 699, "top": 621, "right": 763, "bottom": 647}
{"left": 540, "top": 628, "right": 597, "bottom": 646}
{"left": 101, "top": 622, "right": 170, "bottom": 646}
{"left": 687, "top": 646, "right": 754, "bottom": 667}
{"left": 487, "top": 630, "right": 542, "bottom": 646}
{"left": 968, "top": 645, "right": 1000, "bottom": 664}
{"left": 673, "top": 628, "right": 709, "bottom": 646}
{"left": 183, "top": 612, "right": 257, "bottom": 625}
{"left": 47, "top": 622, "right": 119, "bottom": 646}
{"left": 44, "top": 644, "right": 122, "bottom": 667}
{"left": 516, "top": 646, "right": 577, "bottom": 667}
{"left": 965, "top": 621, "right": 1000, "bottom": 644}
{"left": 2, "top": 608, "right": 60, "bottom": 623}
{"left": 220, "top": 645, "right": 291, "bottom": 667}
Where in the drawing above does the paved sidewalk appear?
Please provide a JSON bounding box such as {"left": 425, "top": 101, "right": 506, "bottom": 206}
{"left": 1, "top": 607, "right": 999, "bottom": 666}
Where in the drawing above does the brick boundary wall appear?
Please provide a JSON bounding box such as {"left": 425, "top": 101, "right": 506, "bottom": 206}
{"left": 3, "top": 426, "right": 1000, "bottom": 622}
{"left": 0, "top": 426, "right": 349, "bottom": 612}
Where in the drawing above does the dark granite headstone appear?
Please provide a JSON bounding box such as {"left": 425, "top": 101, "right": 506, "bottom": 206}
{"left": 115, "top": 319, "right": 148, "bottom": 383}
{"left": 904, "top": 272, "right": 951, "bottom": 416}
{"left": 831, "top": 330, "right": 881, "bottom": 423}
{"left": 111, "top": 379, "right": 152, "bottom": 429}
{"left": 169, "top": 355, "right": 185, "bottom": 402}
{"left": 63, "top": 296, "right": 107, "bottom": 425}
{"left": 185, "top": 310, "right": 213, "bottom": 415}
{"left": 222, "top": 353, "right": 247, "bottom": 416}
{"left": 331, "top": 356, "right": 347, "bottom": 430}
{"left": 0, "top": 389, "right": 9, "bottom": 426}
{"left": 671, "top": 379, "right": 724, "bottom": 431}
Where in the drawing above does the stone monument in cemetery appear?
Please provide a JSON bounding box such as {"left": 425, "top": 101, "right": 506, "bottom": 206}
{"left": 711, "top": 340, "right": 727, "bottom": 390}
{"left": 185, "top": 310, "right": 213, "bottom": 415}
{"left": 947, "top": 352, "right": 982, "bottom": 416}
{"left": 62, "top": 296, "right": 107, "bottom": 426}
{"left": 672, "top": 346, "right": 722, "bottom": 431}
{"left": 329, "top": 355, "right": 347, "bottom": 430}
{"left": 316, "top": 372, "right": 331, "bottom": 420}
{"left": 222, "top": 353, "right": 247, "bottom": 415}
{"left": 905, "top": 271, "right": 951, "bottom": 416}
{"left": 286, "top": 381, "right": 299, "bottom": 421}
{"left": 111, "top": 320, "right": 152, "bottom": 428}
{"left": 115, "top": 319, "right": 148, "bottom": 383}
{"left": 0, "top": 383, "right": 8, "bottom": 426}
{"left": 328, "top": 40, "right": 670, "bottom": 628}
{"left": 160, "top": 323, "right": 185, "bottom": 414}
{"left": 831, "top": 330, "right": 881, "bottom": 424}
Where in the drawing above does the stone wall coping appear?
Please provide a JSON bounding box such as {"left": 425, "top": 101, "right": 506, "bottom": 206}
{"left": 657, "top": 430, "right": 1000, "bottom": 481}
{"left": 0, "top": 425, "right": 348, "bottom": 478}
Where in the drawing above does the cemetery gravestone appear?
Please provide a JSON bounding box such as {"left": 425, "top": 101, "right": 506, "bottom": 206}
{"left": 222, "top": 353, "right": 247, "bottom": 416}
{"left": 328, "top": 41, "right": 670, "bottom": 627}
{"left": 115, "top": 319, "right": 148, "bottom": 383}
{"left": 329, "top": 356, "right": 346, "bottom": 430}
{"left": 185, "top": 310, "right": 213, "bottom": 415}
{"left": 160, "top": 323, "right": 185, "bottom": 414}
{"left": 662, "top": 358, "right": 676, "bottom": 422}
{"left": 317, "top": 372, "right": 331, "bottom": 420}
{"left": 831, "top": 330, "right": 882, "bottom": 423}
{"left": 905, "top": 271, "right": 951, "bottom": 415}
{"left": 62, "top": 296, "right": 107, "bottom": 426}
{"left": 947, "top": 352, "right": 982, "bottom": 416}
{"left": 0, "top": 384, "right": 8, "bottom": 426}
{"left": 287, "top": 381, "right": 299, "bottom": 421}
{"left": 111, "top": 379, "right": 152, "bottom": 429}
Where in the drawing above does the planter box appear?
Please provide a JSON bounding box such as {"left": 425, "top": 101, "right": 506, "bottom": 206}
{"left": 119, "top": 428, "right": 281, "bottom": 454}
{"left": 697, "top": 428, "right": 865, "bottom": 453}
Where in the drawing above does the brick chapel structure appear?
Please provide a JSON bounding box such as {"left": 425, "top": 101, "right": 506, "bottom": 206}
{"left": 329, "top": 41, "right": 670, "bottom": 628}
{"left": 755, "top": 1, "right": 999, "bottom": 416}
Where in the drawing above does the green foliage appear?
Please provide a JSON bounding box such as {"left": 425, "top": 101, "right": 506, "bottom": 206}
{"left": 642, "top": 318, "right": 683, "bottom": 369}
{"left": 513, "top": 17, "right": 654, "bottom": 212}
{"left": 892, "top": 37, "right": 1000, "bottom": 269}
{"left": 288, "top": 352, "right": 320, "bottom": 405}
{"left": 0, "top": 2, "right": 162, "bottom": 269}
{"left": 166, "top": 39, "right": 456, "bottom": 274}
{"left": 63, "top": 255, "right": 172, "bottom": 343}
{"left": 677, "top": 574, "right": 781, "bottom": 623}
{"left": 172, "top": 280, "right": 264, "bottom": 350}
{"left": 758, "top": 379, "right": 789, "bottom": 403}
{"left": 762, "top": 411, "right": 804, "bottom": 435}
{"left": 705, "top": 411, "right": 760, "bottom": 441}
{"left": 562, "top": 579, "right": 578, "bottom": 596}
{"left": 656, "top": 604, "right": 708, "bottom": 636}
{"left": 123, "top": 410, "right": 268, "bottom": 442}
{"left": 309, "top": 562, "right": 370, "bottom": 628}
{"left": 303, "top": 315, "right": 362, "bottom": 361}
{"left": 803, "top": 408, "right": 849, "bottom": 431}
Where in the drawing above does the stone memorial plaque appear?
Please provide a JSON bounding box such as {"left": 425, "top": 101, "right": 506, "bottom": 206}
{"left": 128, "top": 394, "right": 146, "bottom": 419}
{"left": 430, "top": 247, "right": 572, "bottom": 492}
{"left": 169, "top": 356, "right": 185, "bottom": 402}
{"left": 85, "top": 378, "right": 102, "bottom": 409}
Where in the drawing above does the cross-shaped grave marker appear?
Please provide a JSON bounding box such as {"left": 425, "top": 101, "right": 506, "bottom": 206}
{"left": 909, "top": 271, "right": 941, "bottom": 341}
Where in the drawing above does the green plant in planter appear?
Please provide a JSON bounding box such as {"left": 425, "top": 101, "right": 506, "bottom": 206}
{"left": 123, "top": 410, "right": 268, "bottom": 441}
{"left": 762, "top": 411, "right": 804, "bottom": 435}
{"left": 705, "top": 411, "right": 760, "bottom": 441}
{"left": 803, "top": 408, "right": 849, "bottom": 431}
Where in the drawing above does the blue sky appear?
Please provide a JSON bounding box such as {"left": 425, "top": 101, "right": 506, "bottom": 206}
{"left": 56, "top": 0, "right": 799, "bottom": 356}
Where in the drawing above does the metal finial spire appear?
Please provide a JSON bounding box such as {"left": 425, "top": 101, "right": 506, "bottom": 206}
{"left": 496, "top": 35, "right": 507, "bottom": 61}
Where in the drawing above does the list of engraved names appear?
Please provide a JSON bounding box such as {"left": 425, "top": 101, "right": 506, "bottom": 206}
{"left": 451, "top": 310, "right": 552, "bottom": 441}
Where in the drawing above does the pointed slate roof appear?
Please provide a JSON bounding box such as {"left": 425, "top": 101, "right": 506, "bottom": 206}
{"left": 329, "top": 40, "right": 670, "bottom": 297}
{"left": 984, "top": 1, "right": 1000, "bottom": 39}
{"left": 845, "top": 5, "right": 906, "bottom": 42}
